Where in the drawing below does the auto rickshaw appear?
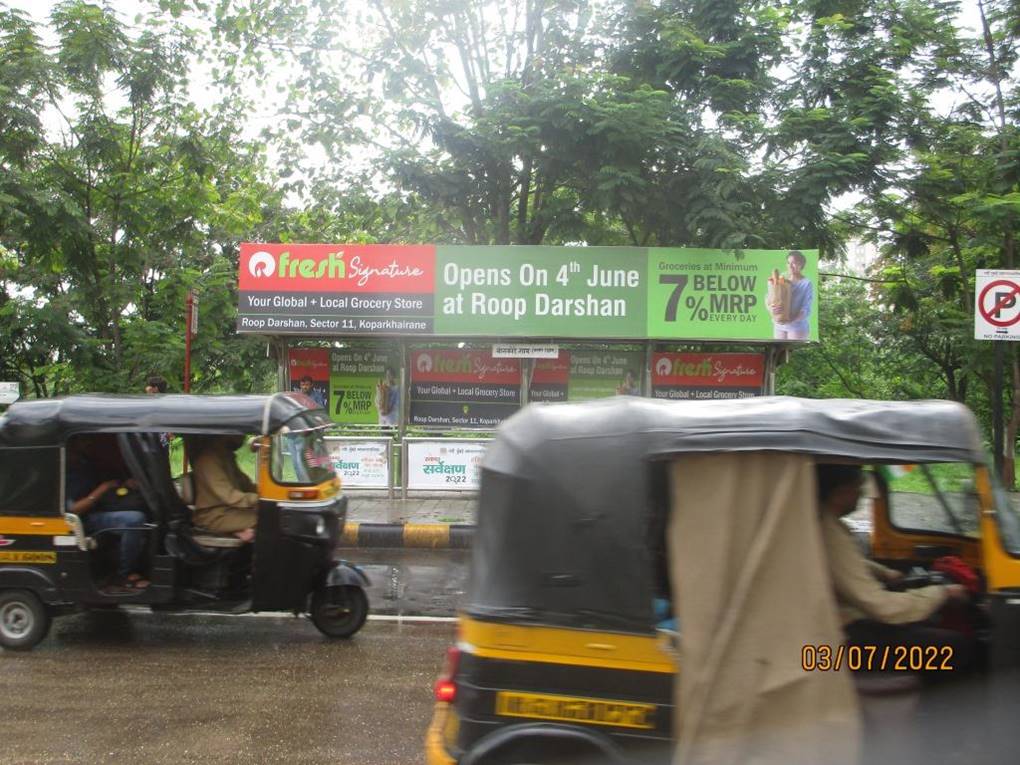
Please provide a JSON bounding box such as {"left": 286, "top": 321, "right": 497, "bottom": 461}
{"left": 0, "top": 392, "right": 369, "bottom": 651}
{"left": 426, "top": 396, "right": 1020, "bottom": 765}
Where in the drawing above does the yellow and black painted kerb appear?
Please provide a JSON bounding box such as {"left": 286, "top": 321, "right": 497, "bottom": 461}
{"left": 340, "top": 522, "right": 475, "bottom": 549}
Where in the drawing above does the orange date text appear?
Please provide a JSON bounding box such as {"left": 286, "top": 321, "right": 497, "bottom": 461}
{"left": 801, "top": 644, "right": 954, "bottom": 672}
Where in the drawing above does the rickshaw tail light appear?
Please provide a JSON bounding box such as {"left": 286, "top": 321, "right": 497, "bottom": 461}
{"left": 434, "top": 646, "right": 461, "bottom": 703}
{"left": 287, "top": 489, "right": 319, "bottom": 500}
{"left": 434, "top": 679, "right": 457, "bottom": 703}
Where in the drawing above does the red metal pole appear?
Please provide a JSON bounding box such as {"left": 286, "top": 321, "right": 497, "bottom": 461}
{"left": 184, "top": 290, "right": 193, "bottom": 394}
{"left": 183, "top": 290, "right": 193, "bottom": 475}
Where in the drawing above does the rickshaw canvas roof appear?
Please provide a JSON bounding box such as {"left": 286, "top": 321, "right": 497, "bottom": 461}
{"left": 0, "top": 392, "right": 330, "bottom": 447}
{"left": 486, "top": 396, "right": 986, "bottom": 471}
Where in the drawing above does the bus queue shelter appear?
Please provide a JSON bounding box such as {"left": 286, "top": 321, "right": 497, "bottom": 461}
{"left": 236, "top": 244, "right": 818, "bottom": 496}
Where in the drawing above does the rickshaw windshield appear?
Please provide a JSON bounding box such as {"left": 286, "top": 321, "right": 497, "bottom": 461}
{"left": 271, "top": 428, "right": 335, "bottom": 485}
{"left": 881, "top": 462, "right": 980, "bottom": 537}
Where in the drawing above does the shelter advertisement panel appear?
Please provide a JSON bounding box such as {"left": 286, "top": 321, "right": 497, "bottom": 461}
{"left": 238, "top": 243, "right": 435, "bottom": 335}
{"left": 527, "top": 353, "right": 570, "bottom": 402}
{"left": 405, "top": 439, "right": 489, "bottom": 490}
{"left": 238, "top": 244, "right": 818, "bottom": 342}
{"left": 568, "top": 350, "right": 645, "bottom": 400}
{"left": 323, "top": 438, "right": 390, "bottom": 489}
{"left": 287, "top": 348, "right": 329, "bottom": 409}
{"left": 327, "top": 347, "right": 401, "bottom": 425}
{"left": 651, "top": 352, "right": 765, "bottom": 399}
{"left": 409, "top": 349, "right": 521, "bottom": 427}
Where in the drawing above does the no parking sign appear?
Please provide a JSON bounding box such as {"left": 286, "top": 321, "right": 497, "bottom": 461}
{"left": 975, "top": 270, "right": 1020, "bottom": 341}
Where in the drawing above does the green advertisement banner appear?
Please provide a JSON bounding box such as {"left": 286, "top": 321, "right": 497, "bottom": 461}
{"left": 243, "top": 244, "right": 818, "bottom": 342}
{"left": 434, "top": 246, "right": 816, "bottom": 341}
{"left": 328, "top": 347, "right": 401, "bottom": 425}
{"left": 566, "top": 351, "right": 645, "bottom": 401}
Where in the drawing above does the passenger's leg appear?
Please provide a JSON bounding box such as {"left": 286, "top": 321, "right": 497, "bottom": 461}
{"left": 99, "top": 510, "right": 148, "bottom": 579}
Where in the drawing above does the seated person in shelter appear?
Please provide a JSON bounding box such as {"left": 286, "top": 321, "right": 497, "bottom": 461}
{"left": 66, "top": 437, "right": 150, "bottom": 591}
{"left": 816, "top": 464, "right": 974, "bottom": 671}
{"left": 187, "top": 434, "right": 258, "bottom": 542}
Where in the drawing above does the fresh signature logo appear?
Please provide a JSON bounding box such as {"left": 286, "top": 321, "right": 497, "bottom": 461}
{"left": 248, "top": 249, "right": 425, "bottom": 286}
{"left": 0, "top": 535, "right": 15, "bottom": 548}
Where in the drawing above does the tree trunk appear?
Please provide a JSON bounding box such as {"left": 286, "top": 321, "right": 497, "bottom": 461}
{"left": 1006, "top": 354, "right": 1019, "bottom": 489}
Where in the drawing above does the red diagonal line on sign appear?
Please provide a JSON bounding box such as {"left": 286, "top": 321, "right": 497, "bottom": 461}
{"left": 990, "top": 285, "right": 1020, "bottom": 318}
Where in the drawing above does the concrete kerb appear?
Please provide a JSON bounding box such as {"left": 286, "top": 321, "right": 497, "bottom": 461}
{"left": 340, "top": 521, "right": 476, "bottom": 549}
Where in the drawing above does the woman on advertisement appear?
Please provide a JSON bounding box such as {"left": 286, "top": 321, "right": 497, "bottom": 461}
{"left": 767, "top": 250, "right": 814, "bottom": 341}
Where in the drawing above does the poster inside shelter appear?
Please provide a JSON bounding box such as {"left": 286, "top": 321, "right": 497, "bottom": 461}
{"left": 651, "top": 352, "right": 765, "bottom": 399}
{"left": 527, "top": 354, "right": 570, "bottom": 402}
{"left": 239, "top": 244, "right": 818, "bottom": 342}
{"left": 327, "top": 347, "right": 401, "bottom": 425}
{"left": 287, "top": 348, "right": 330, "bottom": 409}
{"left": 409, "top": 349, "right": 521, "bottom": 428}
{"left": 567, "top": 350, "right": 645, "bottom": 401}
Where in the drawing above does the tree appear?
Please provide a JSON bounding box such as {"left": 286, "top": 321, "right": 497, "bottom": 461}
{"left": 0, "top": 1, "right": 281, "bottom": 396}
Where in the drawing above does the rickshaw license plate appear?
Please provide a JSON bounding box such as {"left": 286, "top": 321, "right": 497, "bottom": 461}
{"left": 495, "top": 691, "right": 655, "bottom": 730}
{"left": 0, "top": 551, "right": 56, "bottom": 564}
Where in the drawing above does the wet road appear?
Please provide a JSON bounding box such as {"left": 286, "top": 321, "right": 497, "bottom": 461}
{"left": 346, "top": 548, "right": 470, "bottom": 617}
{"left": 1, "top": 610, "right": 454, "bottom": 764}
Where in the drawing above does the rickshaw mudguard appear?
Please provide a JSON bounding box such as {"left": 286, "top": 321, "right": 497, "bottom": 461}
{"left": 326, "top": 561, "right": 370, "bottom": 588}
{"left": 0, "top": 566, "right": 63, "bottom": 603}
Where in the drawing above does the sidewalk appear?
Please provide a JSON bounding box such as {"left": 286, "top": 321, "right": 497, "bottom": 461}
{"left": 344, "top": 493, "right": 477, "bottom": 524}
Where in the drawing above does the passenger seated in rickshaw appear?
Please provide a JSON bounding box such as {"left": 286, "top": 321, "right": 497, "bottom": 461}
{"left": 186, "top": 434, "right": 258, "bottom": 542}
{"left": 816, "top": 464, "right": 975, "bottom": 672}
{"left": 66, "top": 436, "right": 150, "bottom": 592}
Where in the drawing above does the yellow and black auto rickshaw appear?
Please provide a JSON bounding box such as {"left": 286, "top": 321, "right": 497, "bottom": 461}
{"left": 426, "top": 396, "right": 1020, "bottom": 765}
{"left": 0, "top": 392, "right": 368, "bottom": 650}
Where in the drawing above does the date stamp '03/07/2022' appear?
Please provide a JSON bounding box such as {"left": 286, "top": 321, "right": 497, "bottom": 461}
{"left": 801, "top": 644, "right": 954, "bottom": 672}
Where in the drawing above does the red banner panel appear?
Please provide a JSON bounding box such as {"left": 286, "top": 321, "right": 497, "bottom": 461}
{"left": 239, "top": 243, "right": 435, "bottom": 294}
{"left": 651, "top": 352, "right": 765, "bottom": 400}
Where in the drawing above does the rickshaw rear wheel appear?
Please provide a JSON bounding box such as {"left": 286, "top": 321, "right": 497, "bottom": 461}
{"left": 0, "top": 589, "right": 51, "bottom": 651}
{"left": 310, "top": 586, "right": 368, "bottom": 638}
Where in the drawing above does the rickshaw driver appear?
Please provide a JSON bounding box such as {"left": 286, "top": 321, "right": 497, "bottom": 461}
{"left": 817, "top": 464, "right": 974, "bottom": 670}
{"left": 66, "top": 438, "right": 150, "bottom": 591}
{"left": 187, "top": 434, "right": 258, "bottom": 542}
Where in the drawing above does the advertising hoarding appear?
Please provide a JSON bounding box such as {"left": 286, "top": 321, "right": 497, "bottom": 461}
{"left": 239, "top": 244, "right": 818, "bottom": 342}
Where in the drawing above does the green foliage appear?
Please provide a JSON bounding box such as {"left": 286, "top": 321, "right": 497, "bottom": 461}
{"left": 2, "top": 0, "right": 1020, "bottom": 489}
{"left": 0, "top": 0, "right": 280, "bottom": 396}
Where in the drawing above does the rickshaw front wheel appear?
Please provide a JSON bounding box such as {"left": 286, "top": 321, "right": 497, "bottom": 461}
{"left": 310, "top": 586, "right": 368, "bottom": 638}
{"left": 0, "top": 589, "right": 51, "bottom": 651}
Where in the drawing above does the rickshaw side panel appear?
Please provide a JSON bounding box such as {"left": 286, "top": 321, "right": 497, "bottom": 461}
{"left": 0, "top": 446, "right": 62, "bottom": 517}
{"left": 0, "top": 566, "right": 62, "bottom": 603}
{"left": 250, "top": 496, "right": 345, "bottom": 613}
